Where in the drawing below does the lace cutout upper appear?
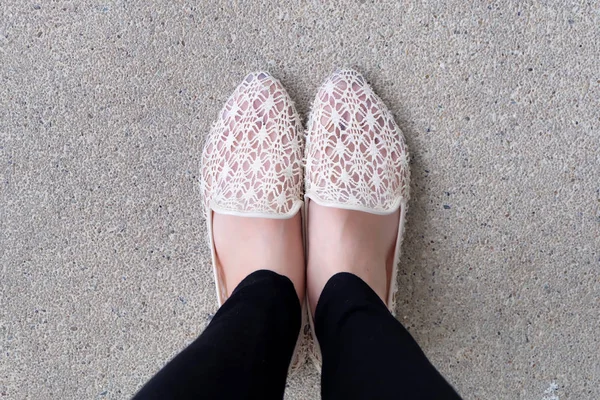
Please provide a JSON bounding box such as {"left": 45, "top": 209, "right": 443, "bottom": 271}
{"left": 201, "top": 72, "right": 304, "bottom": 217}
{"left": 305, "top": 69, "right": 410, "bottom": 213}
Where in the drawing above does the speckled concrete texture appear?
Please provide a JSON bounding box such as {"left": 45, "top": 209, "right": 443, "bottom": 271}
{"left": 1, "top": 1, "right": 599, "bottom": 399}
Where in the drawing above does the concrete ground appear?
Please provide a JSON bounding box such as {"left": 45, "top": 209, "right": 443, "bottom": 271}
{"left": 1, "top": 1, "right": 599, "bottom": 399}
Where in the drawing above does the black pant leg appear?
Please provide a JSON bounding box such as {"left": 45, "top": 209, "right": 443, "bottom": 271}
{"left": 315, "top": 272, "right": 461, "bottom": 400}
{"left": 133, "top": 270, "right": 301, "bottom": 400}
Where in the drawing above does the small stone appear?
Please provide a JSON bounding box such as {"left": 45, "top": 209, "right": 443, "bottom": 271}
{"left": 443, "top": 205, "right": 451, "bottom": 209}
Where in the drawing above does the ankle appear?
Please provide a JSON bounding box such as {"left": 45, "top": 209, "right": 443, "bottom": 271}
{"left": 213, "top": 213, "right": 305, "bottom": 302}
{"left": 306, "top": 203, "right": 398, "bottom": 314}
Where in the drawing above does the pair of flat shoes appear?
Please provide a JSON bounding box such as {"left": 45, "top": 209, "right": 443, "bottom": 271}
{"left": 201, "top": 69, "right": 410, "bottom": 371}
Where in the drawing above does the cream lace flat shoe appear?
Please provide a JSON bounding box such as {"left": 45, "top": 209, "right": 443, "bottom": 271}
{"left": 200, "top": 71, "right": 306, "bottom": 368}
{"left": 305, "top": 68, "right": 410, "bottom": 369}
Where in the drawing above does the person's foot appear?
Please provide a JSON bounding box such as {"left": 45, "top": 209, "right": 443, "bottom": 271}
{"left": 307, "top": 205, "right": 398, "bottom": 315}
{"left": 304, "top": 68, "right": 410, "bottom": 316}
{"left": 213, "top": 213, "right": 305, "bottom": 301}
{"left": 201, "top": 72, "right": 305, "bottom": 304}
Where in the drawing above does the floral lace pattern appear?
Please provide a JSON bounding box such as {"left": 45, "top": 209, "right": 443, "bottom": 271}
{"left": 305, "top": 69, "right": 410, "bottom": 213}
{"left": 201, "top": 72, "right": 304, "bottom": 217}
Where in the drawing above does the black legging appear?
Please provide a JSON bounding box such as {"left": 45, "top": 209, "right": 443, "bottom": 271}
{"left": 133, "top": 270, "right": 461, "bottom": 399}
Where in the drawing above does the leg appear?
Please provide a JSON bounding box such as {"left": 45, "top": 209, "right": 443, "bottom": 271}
{"left": 315, "top": 272, "right": 461, "bottom": 400}
{"left": 307, "top": 204, "right": 461, "bottom": 399}
{"left": 134, "top": 211, "right": 304, "bottom": 399}
{"left": 133, "top": 269, "right": 301, "bottom": 400}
